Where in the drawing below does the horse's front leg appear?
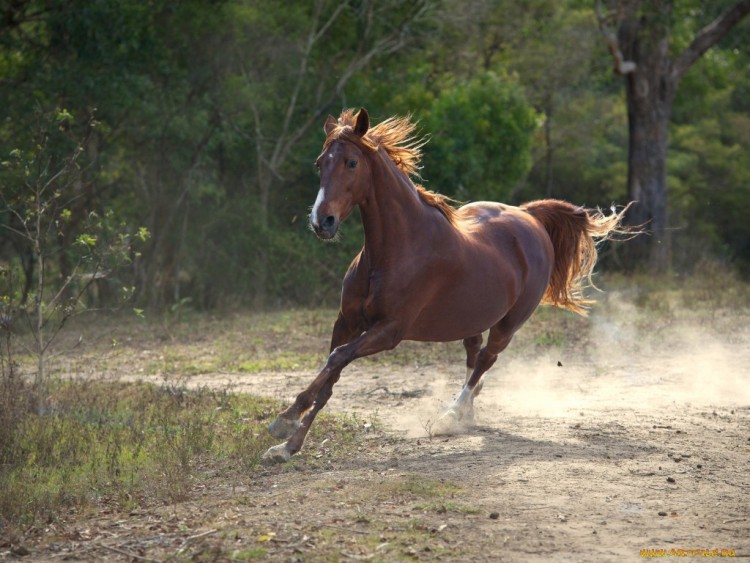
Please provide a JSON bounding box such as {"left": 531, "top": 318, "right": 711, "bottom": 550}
{"left": 266, "top": 366, "right": 334, "bottom": 440}
{"left": 267, "top": 314, "right": 359, "bottom": 440}
{"left": 263, "top": 320, "right": 402, "bottom": 463}
{"left": 262, "top": 371, "right": 341, "bottom": 463}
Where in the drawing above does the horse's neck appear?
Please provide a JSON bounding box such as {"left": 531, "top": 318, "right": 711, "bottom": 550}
{"left": 359, "top": 153, "right": 435, "bottom": 266}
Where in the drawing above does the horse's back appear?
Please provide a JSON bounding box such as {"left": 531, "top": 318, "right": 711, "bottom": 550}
{"left": 456, "top": 202, "right": 553, "bottom": 269}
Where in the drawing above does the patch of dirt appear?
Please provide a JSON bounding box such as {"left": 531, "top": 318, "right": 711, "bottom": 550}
{"left": 9, "top": 301, "right": 750, "bottom": 561}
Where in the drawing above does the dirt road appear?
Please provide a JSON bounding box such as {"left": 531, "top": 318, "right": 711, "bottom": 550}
{"left": 186, "top": 352, "right": 750, "bottom": 561}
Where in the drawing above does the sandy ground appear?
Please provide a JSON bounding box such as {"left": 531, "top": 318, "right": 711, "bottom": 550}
{"left": 164, "top": 307, "right": 749, "bottom": 561}
{"left": 8, "top": 296, "right": 750, "bottom": 561}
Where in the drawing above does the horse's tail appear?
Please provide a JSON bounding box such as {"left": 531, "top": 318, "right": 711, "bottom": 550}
{"left": 522, "top": 199, "right": 632, "bottom": 316}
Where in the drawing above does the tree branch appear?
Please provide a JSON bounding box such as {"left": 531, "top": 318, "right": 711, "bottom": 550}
{"left": 671, "top": 0, "right": 750, "bottom": 83}
{"left": 272, "top": 1, "right": 430, "bottom": 179}
{"left": 271, "top": 0, "right": 350, "bottom": 171}
{"left": 595, "top": 0, "right": 637, "bottom": 75}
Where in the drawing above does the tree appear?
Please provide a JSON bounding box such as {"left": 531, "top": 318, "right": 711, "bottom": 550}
{"left": 420, "top": 71, "right": 540, "bottom": 202}
{"left": 596, "top": 0, "right": 750, "bottom": 271}
{"left": 227, "top": 0, "right": 432, "bottom": 307}
{"left": 0, "top": 109, "right": 147, "bottom": 390}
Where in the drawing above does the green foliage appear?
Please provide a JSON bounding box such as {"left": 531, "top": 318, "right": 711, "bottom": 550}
{"left": 419, "top": 71, "right": 540, "bottom": 201}
{"left": 1, "top": 0, "right": 748, "bottom": 310}
{"left": 668, "top": 34, "right": 750, "bottom": 271}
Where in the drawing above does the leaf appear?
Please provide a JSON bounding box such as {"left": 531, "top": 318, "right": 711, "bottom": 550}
{"left": 257, "top": 531, "right": 276, "bottom": 543}
{"left": 76, "top": 234, "right": 97, "bottom": 247}
{"left": 136, "top": 227, "right": 151, "bottom": 242}
{"left": 56, "top": 108, "right": 74, "bottom": 123}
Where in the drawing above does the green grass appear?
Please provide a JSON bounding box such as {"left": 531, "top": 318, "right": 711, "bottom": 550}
{"left": 390, "top": 474, "right": 461, "bottom": 497}
{"left": 229, "top": 547, "right": 267, "bottom": 560}
{"left": 413, "top": 500, "right": 481, "bottom": 514}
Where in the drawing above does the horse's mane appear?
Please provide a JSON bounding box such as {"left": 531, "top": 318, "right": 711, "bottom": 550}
{"left": 326, "top": 109, "right": 458, "bottom": 224}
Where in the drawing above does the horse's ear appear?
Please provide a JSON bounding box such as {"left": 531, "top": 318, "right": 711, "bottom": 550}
{"left": 354, "top": 108, "right": 369, "bottom": 137}
{"left": 324, "top": 115, "right": 337, "bottom": 136}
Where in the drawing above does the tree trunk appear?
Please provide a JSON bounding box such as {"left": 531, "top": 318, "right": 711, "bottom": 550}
{"left": 621, "top": 31, "right": 673, "bottom": 271}
{"left": 603, "top": 0, "right": 750, "bottom": 272}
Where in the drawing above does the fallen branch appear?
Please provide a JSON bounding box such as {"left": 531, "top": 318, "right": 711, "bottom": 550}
{"left": 323, "top": 524, "right": 371, "bottom": 535}
{"left": 169, "top": 528, "right": 219, "bottom": 559}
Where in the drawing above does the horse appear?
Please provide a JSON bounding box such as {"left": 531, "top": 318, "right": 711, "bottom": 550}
{"left": 262, "top": 108, "right": 630, "bottom": 463}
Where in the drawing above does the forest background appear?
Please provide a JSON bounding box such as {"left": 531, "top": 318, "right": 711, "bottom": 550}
{"left": 1, "top": 0, "right": 749, "bottom": 313}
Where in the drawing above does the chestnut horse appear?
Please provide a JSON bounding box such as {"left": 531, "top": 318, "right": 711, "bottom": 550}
{"left": 263, "top": 108, "right": 629, "bottom": 462}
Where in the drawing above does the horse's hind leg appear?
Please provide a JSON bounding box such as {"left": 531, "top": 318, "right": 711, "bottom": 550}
{"left": 434, "top": 323, "right": 515, "bottom": 434}
{"left": 463, "top": 334, "right": 482, "bottom": 384}
{"left": 464, "top": 323, "right": 514, "bottom": 393}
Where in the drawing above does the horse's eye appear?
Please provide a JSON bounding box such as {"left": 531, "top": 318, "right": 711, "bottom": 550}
{"left": 347, "top": 160, "right": 358, "bottom": 169}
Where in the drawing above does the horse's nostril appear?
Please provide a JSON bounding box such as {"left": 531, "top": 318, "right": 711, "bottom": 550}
{"left": 322, "top": 216, "right": 335, "bottom": 229}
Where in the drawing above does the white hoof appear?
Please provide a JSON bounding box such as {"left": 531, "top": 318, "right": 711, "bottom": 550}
{"left": 431, "top": 394, "right": 475, "bottom": 436}
{"left": 262, "top": 442, "right": 292, "bottom": 464}
{"left": 432, "top": 409, "right": 461, "bottom": 436}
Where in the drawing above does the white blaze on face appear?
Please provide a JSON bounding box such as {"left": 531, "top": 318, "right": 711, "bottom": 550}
{"left": 312, "top": 152, "right": 336, "bottom": 226}
{"left": 311, "top": 186, "right": 326, "bottom": 225}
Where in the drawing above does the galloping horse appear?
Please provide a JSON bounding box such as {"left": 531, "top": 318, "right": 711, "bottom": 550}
{"left": 263, "top": 108, "right": 629, "bottom": 462}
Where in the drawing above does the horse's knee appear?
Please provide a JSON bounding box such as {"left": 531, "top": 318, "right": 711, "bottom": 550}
{"left": 326, "top": 346, "right": 351, "bottom": 372}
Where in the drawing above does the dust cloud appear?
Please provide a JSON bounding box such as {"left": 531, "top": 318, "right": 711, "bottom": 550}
{"left": 388, "top": 293, "right": 750, "bottom": 436}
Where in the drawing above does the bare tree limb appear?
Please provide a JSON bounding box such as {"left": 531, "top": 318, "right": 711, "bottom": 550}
{"left": 671, "top": 0, "right": 750, "bottom": 83}
{"left": 245, "top": 0, "right": 431, "bottom": 195}
{"left": 595, "top": 0, "right": 637, "bottom": 75}
{"left": 272, "top": 0, "right": 348, "bottom": 170}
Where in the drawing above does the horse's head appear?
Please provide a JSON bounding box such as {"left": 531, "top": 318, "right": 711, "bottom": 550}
{"left": 310, "top": 108, "right": 372, "bottom": 240}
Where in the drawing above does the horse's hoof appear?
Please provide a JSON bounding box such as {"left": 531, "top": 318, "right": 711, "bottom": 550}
{"left": 432, "top": 406, "right": 474, "bottom": 436}
{"left": 431, "top": 409, "right": 461, "bottom": 436}
{"left": 268, "top": 416, "right": 301, "bottom": 439}
{"left": 262, "top": 443, "right": 292, "bottom": 464}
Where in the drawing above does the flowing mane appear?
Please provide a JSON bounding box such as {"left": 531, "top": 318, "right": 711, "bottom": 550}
{"left": 325, "top": 109, "right": 458, "bottom": 223}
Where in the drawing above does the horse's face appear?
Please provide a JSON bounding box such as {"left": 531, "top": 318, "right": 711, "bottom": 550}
{"left": 310, "top": 110, "right": 371, "bottom": 240}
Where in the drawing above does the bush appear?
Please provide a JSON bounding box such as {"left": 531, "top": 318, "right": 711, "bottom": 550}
{"left": 420, "top": 71, "right": 540, "bottom": 202}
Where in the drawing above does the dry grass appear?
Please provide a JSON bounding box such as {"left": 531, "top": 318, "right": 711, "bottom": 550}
{"left": 0, "top": 377, "right": 365, "bottom": 534}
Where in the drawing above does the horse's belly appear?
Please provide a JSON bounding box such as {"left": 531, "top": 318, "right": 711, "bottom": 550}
{"left": 403, "top": 283, "right": 512, "bottom": 342}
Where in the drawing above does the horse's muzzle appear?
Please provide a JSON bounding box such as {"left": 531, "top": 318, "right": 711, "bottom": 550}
{"left": 311, "top": 215, "right": 338, "bottom": 239}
